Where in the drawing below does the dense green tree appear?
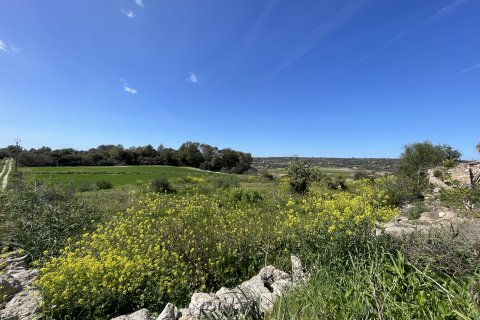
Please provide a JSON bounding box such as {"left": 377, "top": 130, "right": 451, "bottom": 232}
{"left": 178, "top": 142, "right": 204, "bottom": 168}
{"left": 287, "top": 158, "right": 311, "bottom": 193}
{"left": 396, "top": 141, "right": 461, "bottom": 193}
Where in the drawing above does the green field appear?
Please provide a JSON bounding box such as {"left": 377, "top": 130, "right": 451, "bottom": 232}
{"left": 267, "top": 166, "right": 354, "bottom": 178}
{"left": 20, "top": 165, "right": 215, "bottom": 188}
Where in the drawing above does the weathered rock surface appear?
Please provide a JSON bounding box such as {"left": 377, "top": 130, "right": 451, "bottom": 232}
{"left": 0, "top": 246, "right": 41, "bottom": 320}
{"left": 115, "top": 256, "right": 307, "bottom": 320}
{"left": 428, "top": 162, "right": 480, "bottom": 189}
{"left": 111, "top": 308, "right": 153, "bottom": 320}
{"left": 0, "top": 289, "right": 41, "bottom": 320}
{"left": 157, "top": 303, "right": 181, "bottom": 320}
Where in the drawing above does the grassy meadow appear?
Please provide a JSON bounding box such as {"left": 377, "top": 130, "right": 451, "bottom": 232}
{"left": 2, "top": 153, "right": 480, "bottom": 319}
{"left": 20, "top": 165, "right": 215, "bottom": 188}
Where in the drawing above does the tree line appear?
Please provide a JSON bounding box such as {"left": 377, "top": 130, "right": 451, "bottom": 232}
{"left": 0, "top": 142, "right": 253, "bottom": 174}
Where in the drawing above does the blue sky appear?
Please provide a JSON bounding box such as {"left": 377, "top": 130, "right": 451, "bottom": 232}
{"left": 0, "top": 0, "right": 479, "bottom": 159}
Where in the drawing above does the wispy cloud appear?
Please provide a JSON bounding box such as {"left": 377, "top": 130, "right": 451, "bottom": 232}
{"left": 0, "top": 39, "right": 7, "bottom": 52}
{"left": 121, "top": 79, "right": 138, "bottom": 94}
{"left": 187, "top": 72, "right": 198, "bottom": 83}
{"left": 241, "top": 0, "right": 278, "bottom": 53}
{"left": 122, "top": 9, "right": 135, "bottom": 18}
{"left": 356, "top": 0, "right": 471, "bottom": 65}
{"left": 10, "top": 43, "right": 22, "bottom": 52}
{"left": 271, "top": 0, "right": 369, "bottom": 75}
{"left": 384, "top": 0, "right": 471, "bottom": 48}
{"left": 134, "top": 0, "right": 144, "bottom": 8}
{"left": 434, "top": 62, "right": 480, "bottom": 84}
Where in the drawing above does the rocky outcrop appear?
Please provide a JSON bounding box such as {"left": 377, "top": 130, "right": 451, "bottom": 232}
{"left": 0, "top": 245, "right": 41, "bottom": 320}
{"left": 428, "top": 162, "right": 480, "bottom": 189}
{"left": 112, "top": 255, "right": 307, "bottom": 320}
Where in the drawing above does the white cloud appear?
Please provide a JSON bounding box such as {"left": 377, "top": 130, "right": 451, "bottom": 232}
{"left": 122, "top": 9, "right": 135, "bottom": 18}
{"left": 121, "top": 79, "right": 138, "bottom": 94}
{"left": 134, "top": 0, "right": 144, "bottom": 8}
{"left": 10, "top": 43, "right": 21, "bottom": 52}
{"left": 187, "top": 72, "right": 198, "bottom": 83}
{"left": 0, "top": 40, "right": 7, "bottom": 52}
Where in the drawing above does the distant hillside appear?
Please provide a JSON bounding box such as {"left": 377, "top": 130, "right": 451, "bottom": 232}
{"left": 253, "top": 157, "right": 398, "bottom": 173}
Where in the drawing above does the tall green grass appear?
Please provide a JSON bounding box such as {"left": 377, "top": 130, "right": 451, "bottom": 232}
{"left": 271, "top": 248, "right": 479, "bottom": 320}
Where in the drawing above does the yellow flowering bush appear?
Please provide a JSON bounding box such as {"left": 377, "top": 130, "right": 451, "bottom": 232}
{"left": 36, "top": 181, "right": 398, "bottom": 319}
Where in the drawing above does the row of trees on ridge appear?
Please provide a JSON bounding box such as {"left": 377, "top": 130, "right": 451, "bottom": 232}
{"left": 0, "top": 142, "right": 253, "bottom": 174}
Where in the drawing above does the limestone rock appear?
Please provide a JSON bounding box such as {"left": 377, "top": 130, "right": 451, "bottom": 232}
{"left": 0, "top": 288, "right": 41, "bottom": 320}
{"left": 157, "top": 303, "right": 181, "bottom": 320}
{"left": 111, "top": 309, "right": 152, "bottom": 320}
{"left": 0, "top": 273, "right": 22, "bottom": 299}
{"left": 187, "top": 293, "right": 223, "bottom": 318}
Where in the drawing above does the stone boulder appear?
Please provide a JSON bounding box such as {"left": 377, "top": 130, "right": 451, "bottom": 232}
{"left": 111, "top": 308, "right": 153, "bottom": 320}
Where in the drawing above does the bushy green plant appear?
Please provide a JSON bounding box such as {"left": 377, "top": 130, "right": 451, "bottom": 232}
{"left": 259, "top": 170, "right": 274, "bottom": 181}
{"left": 400, "top": 227, "right": 480, "bottom": 276}
{"left": 287, "top": 158, "right": 310, "bottom": 193}
{"left": 433, "top": 169, "right": 443, "bottom": 179}
{"left": 209, "top": 175, "right": 240, "bottom": 189}
{"left": 96, "top": 180, "right": 113, "bottom": 190}
{"left": 0, "top": 184, "right": 102, "bottom": 262}
{"left": 325, "top": 176, "right": 348, "bottom": 191}
{"left": 407, "top": 201, "right": 426, "bottom": 220}
{"left": 353, "top": 170, "right": 371, "bottom": 180}
{"left": 440, "top": 186, "right": 480, "bottom": 213}
{"left": 230, "top": 188, "right": 263, "bottom": 203}
{"left": 151, "top": 177, "right": 174, "bottom": 193}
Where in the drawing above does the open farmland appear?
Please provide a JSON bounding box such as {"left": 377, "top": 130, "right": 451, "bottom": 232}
{"left": 20, "top": 165, "right": 215, "bottom": 188}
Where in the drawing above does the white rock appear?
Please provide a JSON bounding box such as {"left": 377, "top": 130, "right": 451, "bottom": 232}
{"left": 0, "top": 288, "right": 41, "bottom": 320}
{"left": 157, "top": 303, "right": 180, "bottom": 320}
{"left": 111, "top": 308, "right": 152, "bottom": 320}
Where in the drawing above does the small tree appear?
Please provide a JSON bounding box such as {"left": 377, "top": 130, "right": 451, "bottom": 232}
{"left": 396, "top": 141, "right": 461, "bottom": 194}
{"left": 287, "top": 158, "right": 311, "bottom": 193}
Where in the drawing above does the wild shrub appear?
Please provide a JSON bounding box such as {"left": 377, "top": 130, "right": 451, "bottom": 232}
{"left": 440, "top": 186, "right": 480, "bottom": 213}
{"left": 287, "top": 158, "right": 310, "bottom": 193}
{"left": 230, "top": 188, "right": 263, "bottom": 203}
{"left": 96, "top": 180, "right": 113, "bottom": 190}
{"left": 209, "top": 175, "right": 240, "bottom": 189}
{"left": 400, "top": 226, "right": 480, "bottom": 276}
{"left": 0, "top": 184, "right": 102, "bottom": 261}
{"left": 407, "top": 201, "right": 426, "bottom": 220}
{"left": 151, "top": 177, "right": 174, "bottom": 193}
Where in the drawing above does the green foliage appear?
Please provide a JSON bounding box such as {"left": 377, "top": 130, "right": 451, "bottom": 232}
{"left": 36, "top": 181, "right": 396, "bottom": 319}
{"left": 440, "top": 186, "right": 480, "bottom": 213}
{"left": 287, "top": 158, "right": 311, "bottom": 193}
{"left": 77, "top": 183, "right": 94, "bottom": 192}
{"left": 96, "top": 180, "right": 113, "bottom": 190}
{"left": 209, "top": 175, "right": 240, "bottom": 189}
{"left": 259, "top": 170, "right": 274, "bottom": 181}
{"left": 433, "top": 169, "right": 443, "bottom": 179}
{"left": 396, "top": 141, "right": 461, "bottom": 195}
{"left": 400, "top": 227, "right": 480, "bottom": 276}
{"left": 271, "top": 249, "right": 479, "bottom": 320}
{"left": 150, "top": 177, "right": 174, "bottom": 193}
{"left": 407, "top": 201, "right": 426, "bottom": 220}
{"left": 325, "top": 175, "right": 348, "bottom": 191}
{"left": 353, "top": 170, "right": 371, "bottom": 180}
{"left": 0, "top": 184, "right": 102, "bottom": 262}
{"left": 229, "top": 188, "right": 263, "bottom": 203}
{"left": 371, "top": 176, "right": 422, "bottom": 207}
